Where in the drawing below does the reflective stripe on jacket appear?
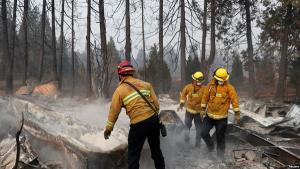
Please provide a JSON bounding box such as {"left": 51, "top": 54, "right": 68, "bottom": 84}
{"left": 106, "top": 76, "right": 159, "bottom": 130}
{"left": 180, "top": 83, "right": 206, "bottom": 114}
{"left": 201, "top": 79, "right": 239, "bottom": 120}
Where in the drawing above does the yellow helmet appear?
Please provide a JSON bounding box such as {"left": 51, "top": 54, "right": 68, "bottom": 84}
{"left": 214, "top": 68, "right": 229, "bottom": 81}
{"left": 192, "top": 72, "right": 204, "bottom": 82}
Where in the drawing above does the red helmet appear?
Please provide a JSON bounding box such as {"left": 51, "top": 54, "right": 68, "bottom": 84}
{"left": 117, "top": 60, "right": 135, "bottom": 75}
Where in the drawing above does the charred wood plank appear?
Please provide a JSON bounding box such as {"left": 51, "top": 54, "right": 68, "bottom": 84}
{"left": 229, "top": 124, "right": 300, "bottom": 166}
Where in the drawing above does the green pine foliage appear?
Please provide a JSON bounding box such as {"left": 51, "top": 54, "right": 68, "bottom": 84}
{"left": 230, "top": 53, "right": 244, "bottom": 86}
{"left": 96, "top": 37, "right": 121, "bottom": 96}
{"left": 186, "top": 56, "right": 201, "bottom": 83}
{"left": 107, "top": 37, "right": 120, "bottom": 63}
{"left": 254, "top": 49, "right": 275, "bottom": 87}
{"left": 290, "top": 57, "right": 300, "bottom": 98}
{"left": 255, "top": 58, "right": 275, "bottom": 87}
{"left": 144, "top": 44, "right": 172, "bottom": 94}
{"left": 107, "top": 37, "right": 121, "bottom": 83}
{"left": 186, "top": 45, "right": 201, "bottom": 82}
{"left": 17, "top": 5, "right": 53, "bottom": 80}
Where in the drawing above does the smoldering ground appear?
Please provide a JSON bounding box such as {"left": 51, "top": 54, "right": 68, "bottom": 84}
{"left": 1, "top": 97, "right": 129, "bottom": 169}
{"left": 0, "top": 96, "right": 243, "bottom": 169}
{"left": 0, "top": 97, "right": 20, "bottom": 140}
{"left": 138, "top": 111, "right": 240, "bottom": 169}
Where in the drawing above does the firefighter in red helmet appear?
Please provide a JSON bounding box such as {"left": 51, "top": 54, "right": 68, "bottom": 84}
{"left": 104, "top": 60, "right": 165, "bottom": 169}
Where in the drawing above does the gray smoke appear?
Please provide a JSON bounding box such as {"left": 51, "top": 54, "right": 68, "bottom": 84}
{"left": 0, "top": 97, "right": 20, "bottom": 140}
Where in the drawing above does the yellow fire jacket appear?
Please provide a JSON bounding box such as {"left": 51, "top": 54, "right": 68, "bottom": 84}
{"left": 201, "top": 79, "right": 240, "bottom": 120}
{"left": 180, "top": 83, "right": 206, "bottom": 114}
{"left": 106, "top": 76, "right": 159, "bottom": 131}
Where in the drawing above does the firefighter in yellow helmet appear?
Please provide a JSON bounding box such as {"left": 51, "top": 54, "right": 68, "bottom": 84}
{"left": 104, "top": 60, "right": 165, "bottom": 169}
{"left": 178, "top": 71, "right": 206, "bottom": 147}
{"left": 200, "top": 68, "right": 240, "bottom": 159}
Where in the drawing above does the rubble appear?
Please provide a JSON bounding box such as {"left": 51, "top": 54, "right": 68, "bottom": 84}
{"left": 11, "top": 98, "right": 128, "bottom": 153}
{"left": 15, "top": 81, "right": 59, "bottom": 97}
{"left": 0, "top": 95, "right": 299, "bottom": 169}
{"left": 229, "top": 160, "right": 270, "bottom": 169}
{"left": 0, "top": 135, "right": 45, "bottom": 169}
{"left": 15, "top": 80, "right": 36, "bottom": 96}
{"left": 239, "top": 101, "right": 300, "bottom": 139}
{"left": 280, "top": 105, "right": 300, "bottom": 129}
{"left": 240, "top": 100, "right": 293, "bottom": 127}
{"left": 0, "top": 97, "right": 129, "bottom": 169}
{"left": 245, "top": 150, "right": 257, "bottom": 161}
{"left": 33, "top": 81, "right": 58, "bottom": 97}
{"left": 255, "top": 104, "right": 289, "bottom": 118}
{"left": 15, "top": 86, "right": 33, "bottom": 96}
{"left": 233, "top": 149, "right": 258, "bottom": 162}
{"left": 159, "top": 110, "right": 185, "bottom": 133}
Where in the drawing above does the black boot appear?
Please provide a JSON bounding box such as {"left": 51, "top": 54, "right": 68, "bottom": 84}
{"left": 195, "top": 132, "right": 201, "bottom": 148}
{"left": 195, "top": 141, "right": 201, "bottom": 148}
{"left": 217, "top": 150, "right": 225, "bottom": 162}
{"left": 184, "top": 131, "right": 190, "bottom": 142}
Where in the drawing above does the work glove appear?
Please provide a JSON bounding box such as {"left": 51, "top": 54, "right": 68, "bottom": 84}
{"left": 177, "top": 103, "right": 184, "bottom": 112}
{"left": 200, "top": 107, "right": 206, "bottom": 120}
{"left": 104, "top": 128, "right": 112, "bottom": 140}
{"left": 200, "top": 111, "right": 206, "bottom": 120}
{"left": 234, "top": 111, "right": 241, "bottom": 124}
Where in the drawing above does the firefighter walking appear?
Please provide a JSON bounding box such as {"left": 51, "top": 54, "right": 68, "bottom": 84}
{"left": 104, "top": 60, "right": 165, "bottom": 169}
{"left": 178, "top": 71, "right": 206, "bottom": 147}
{"left": 200, "top": 68, "right": 240, "bottom": 159}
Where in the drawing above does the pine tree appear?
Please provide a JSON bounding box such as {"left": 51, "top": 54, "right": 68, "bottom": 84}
{"left": 192, "top": 57, "right": 200, "bottom": 73}
{"left": 290, "top": 57, "right": 300, "bottom": 100}
{"left": 39, "top": 0, "right": 47, "bottom": 82}
{"left": 230, "top": 53, "right": 244, "bottom": 87}
{"left": 186, "top": 55, "right": 193, "bottom": 82}
{"left": 59, "top": 0, "right": 65, "bottom": 90}
{"left": 99, "top": 0, "right": 109, "bottom": 97}
{"left": 145, "top": 44, "right": 172, "bottom": 94}
{"left": 23, "top": 0, "right": 29, "bottom": 84}
{"left": 125, "top": 0, "right": 131, "bottom": 61}
{"left": 51, "top": 0, "right": 57, "bottom": 81}
{"left": 87, "top": 0, "right": 92, "bottom": 96}
{"left": 186, "top": 45, "right": 201, "bottom": 83}
{"left": 106, "top": 37, "right": 121, "bottom": 95}
{"left": 180, "top": 0, "right": 186, "bottom": 87}
{"left": 58, "top": 35, "right": 70, "bottom": 83}
{"left": 254, "top": 55, "right": 275, "bottom": 87}
{"left": 1, "top": 0, "right": 11, "bottom": 93}
{"left": 19, "top": 5, "right": 52, "bottom": 80}
{"left": 71, "top": 0, "right": 75, "bottom": 96}
{"left": 259, "top": 0, "right": 300, "bottom": 100}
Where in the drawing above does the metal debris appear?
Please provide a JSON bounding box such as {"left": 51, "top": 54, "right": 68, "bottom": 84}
{"left": 0, "top": 135, "right": 42, "bottom": 169}
{"left": 229, "top": 124, "right": 300, "bottom": 167}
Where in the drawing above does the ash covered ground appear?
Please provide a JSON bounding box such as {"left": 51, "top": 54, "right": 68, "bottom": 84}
{"left": 0, "top": 95, "right": 300, "bottom": 169}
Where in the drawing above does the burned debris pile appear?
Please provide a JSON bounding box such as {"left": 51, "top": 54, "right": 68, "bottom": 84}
{"left": 0, "top": 97, "right": 128, "bottom": 169}
{"left": 1, "top": 96, "right": 300, "bottom": 169}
